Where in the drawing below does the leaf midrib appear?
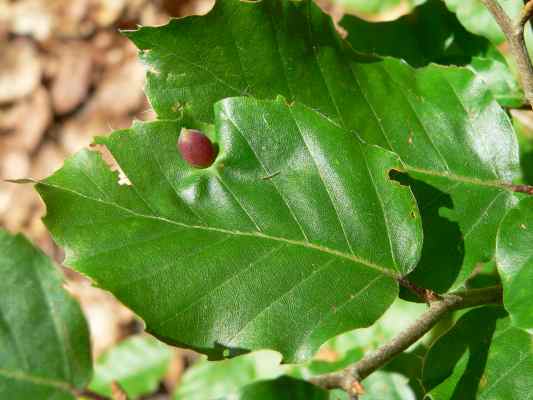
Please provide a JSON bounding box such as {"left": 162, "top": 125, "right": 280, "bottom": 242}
{"left": 38, "top": 180, "right": 399, "bottom": 279}
{"left": 404, "top": 165, "right": 514, "bottom": 190}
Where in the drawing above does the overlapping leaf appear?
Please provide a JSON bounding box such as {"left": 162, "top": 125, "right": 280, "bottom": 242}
{"left": 340, "top": 0, "right": 523, "bottom": 106}
{"left": 443, "top": 0, "right": 533, "bottom": 52}
{"left": 496, "top": 197, "right": 533, "bottom": 332}
{"left": 36, "top": 97, "right": 421, "bottom": 362}
{"left": 89, "top": 335, "right": 172, "bottom": 399}
{"left": 126, "top": 0, "right": 521, "bottom": 290}
{"left": 0, "top": 230, "right": 92, "bottom": 400}
{"left": 423, "top": 306, "right": 533, "bottom": 399}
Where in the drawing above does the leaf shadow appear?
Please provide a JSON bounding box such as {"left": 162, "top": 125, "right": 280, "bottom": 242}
{"left": 147, "top": 330, "right": 251, "bottom": 360}
{"left": 520, "top": 147, "right": 533, "bottom": 185}
{"left": 389, "top": 171, "right": 464, "bottom": 299}
{"left": 423, "top": 307, "right": 506, "bottom": 398}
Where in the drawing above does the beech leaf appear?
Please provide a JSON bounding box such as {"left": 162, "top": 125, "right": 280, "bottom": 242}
{"left": 126, "top": 0, "right": 521, "bottom": 290}
{"left": 36, "top": 98, "right": 421, "bottom": 362}
{"left": 496, "top": 197, "right": 533, "bottom": 332}
{"left": 0, "top": 230, "right": 92, "bottom": 400}
{"left": 423, "top": 306, "right": 533, "bottom": 399}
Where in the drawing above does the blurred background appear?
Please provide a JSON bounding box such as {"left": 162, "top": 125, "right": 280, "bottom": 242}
{"left": 1, "top": 0, "right": 531, "bottom": 398}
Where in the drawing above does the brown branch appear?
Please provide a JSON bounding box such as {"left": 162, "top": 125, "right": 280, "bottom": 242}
{"left": 508, "top": 183, "right": 533, "bottom": 194}
{"left": 480, "top": 0, "right": 533, "bottom": 108}
{"left": 311, "top": 286, "right": 502, "bottom": 396}
{"left": 397, "top": 277, "right": 440, "bottom": 303}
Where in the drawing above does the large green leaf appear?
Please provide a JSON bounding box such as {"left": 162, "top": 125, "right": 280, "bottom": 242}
{"left": 0, "top": 229, "right": 92, "bottom": 399}
{"left": 89, "top": 335, "right": 172, "bottom": 399}
{"left": 496, "top": 197, "right": 533, "bottom": 332}
{"left": 36, "top": 97, "right": 421, "bottom": 362}
{"left": 340, "top": 0, "right": 523, "bottom": 106}
{"left": 125, "top": 0, "right": 521, "bottom": 290}
{"left": 422, "top": 306, "right": 533, "bottom": 399}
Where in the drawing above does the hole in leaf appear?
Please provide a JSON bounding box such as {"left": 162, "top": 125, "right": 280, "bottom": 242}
{"left": 90, "top": 143, "right": 132, "bottom": 186}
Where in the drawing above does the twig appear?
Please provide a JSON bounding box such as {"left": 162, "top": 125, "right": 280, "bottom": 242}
{"left": 519, "top": 0, "right": 533, "bottom": 29}
{"left": 111, "top": 382, "right": 128, "bottom": 400}
{"left": 480, "top": 0, "right": 533, "bottom": 108}
{"left": 311, "top": 286, "right": 502, "bottom": 395}
{"left": 508, "top": 183, "right": 533, "bottom": 195}
{"left": 397, "top": 277, "right": 440, "bottom": 303}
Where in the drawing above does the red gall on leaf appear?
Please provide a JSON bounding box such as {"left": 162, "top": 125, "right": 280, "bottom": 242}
{"left": 177, "top": 128, "right": 217, "bottom": 168}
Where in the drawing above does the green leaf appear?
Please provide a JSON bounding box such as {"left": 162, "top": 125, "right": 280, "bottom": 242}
{"left": 36, "top": 96, "right": 421, "bottom": 362}
{"left": 174, "top": 350, "right": 284, "bottom": 399}
{"left": 89, "top": 335, "right": 172, "bottom": 399}
{"left": 340, "top": 0, "right": 523, "bottom": 107}
{"left": 422, "top": 306, "right": 533, "bottom": 399}
{"left": 0, "top": 229, "right": 92, "bottom": 399}
{"left": 443, "top": 0, "right": 533, "bottom": 62}
{"left": 361, "top": 371, "right": 416, "bottom": 400}
{"left": 496, "top": 197, "right": 533, "bottom": 332}
{"left": 384, "top": 348, "right": 426, "bottom": 399}
{"left": 443, "top": 0, "right": 522, "bottom": 45}
{"left": 236, "top": 376, "right": 328, "bottom": 400}
{"left": 513, "top": 114, "right": 533, "bottom": 186}
{"left": 333, "top": 0, "right": 406, "bottom": 15}
{"left": 125, "top": 0, "right": 521, "bottom": 290}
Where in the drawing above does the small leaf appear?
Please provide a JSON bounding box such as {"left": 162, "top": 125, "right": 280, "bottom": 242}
{"left": 173, "top": 350, "right": 284, "bottom": 399}
{"left": 89, "top": 335, "right": 172, "bottom": 399}
{"left": 0, "top": 229, "right": 92, "bottom": 399}
{"left": 36, "top": 97, "right": 421, "bottom": 362}
{"left": 443, "top": 0, "right": 523, "bottom": 45}
{"left": 496, "top": 197, "right": 533, "bottom": 332}
{"left": 423, "top": 306, "right": 533, "bottom": 399}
